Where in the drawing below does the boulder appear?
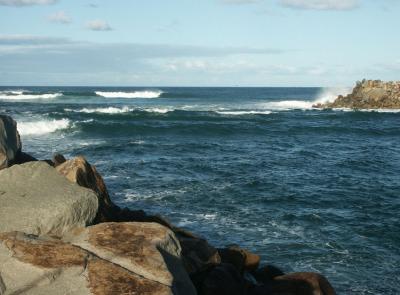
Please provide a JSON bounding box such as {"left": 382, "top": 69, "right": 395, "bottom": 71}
{"left": 0, "top": 161, "right": 98, "bottom": 236}
{"left": 56, "top": 156, "right": 118, "bottom": 222}
{"left": 173, "top": 228, "right": 221, "bottom": 276}
{"left": 63, "top": 222, "right": 196, "bottom": 294}
{"left": 55, "top": 156, "right": 179, "bottom": 228}
{"left": 0, "top": 115, "right": 21, "bottom": 170}
{"left": 0, "top": 230, "right": 181, "bottom": 295}
{"left": 218, "top": 245, "right": 260, "bottom": 273}
{"left": 252, "top": 264, "right": 285, "bottom": 283}
{"left": 52, "top": 153, "right": 66, "bottom": 167}
{"left": 198, "top": 263, "right": 246, "bottom": 295}
{"left": 267, "top": 272, "right": 336, "bottom": 295}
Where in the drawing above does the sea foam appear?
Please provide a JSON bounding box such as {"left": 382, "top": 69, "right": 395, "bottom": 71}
{"left": 95, "top": 90, "right": 163, "bottom": 99}
{"left": 74, "top": 106, "right": 134, "bottom": 114}
{"left": 261, "top": 87, "right": 352, "bottom": 111}
{"left": 18, "top": 118, "right": 70, "bottom": 136}
{"left": 0, "top": 92, "right": 62, "bottom": 100}
{"left": 216, "top": 110, "right": 272, "bottom": 115}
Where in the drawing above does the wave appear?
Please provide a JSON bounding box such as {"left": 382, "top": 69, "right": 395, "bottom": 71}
{"left": 261, "top": 87, "right": 353, "bottom": 111}
{"left": 72, "top": 106, "right": 134, "bottom": 114}
{"left": 18, "top": 118, "right": 71, "bottom": 136}
{"left": 65, "top": 106, "right": 171, "bottom": 114}
{"left": 216, "top": 110, "right": 272, "bottom": 115}
{"left": 0, "top": 92, "right": 62, "bottom": 100}
{"left": 95, "top": 90, "right": 163, "bottom": 99}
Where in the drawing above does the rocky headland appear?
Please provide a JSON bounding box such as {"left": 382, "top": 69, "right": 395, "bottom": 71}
{"left": 314, "top": 79, "right": 400, "bottom": 109}
{"left": 0, "top": 114, "right": 336, "bottom": 295}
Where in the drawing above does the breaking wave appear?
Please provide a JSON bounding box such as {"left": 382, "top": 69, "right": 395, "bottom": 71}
{"left": 95, "top": 90, "right": 163, "bottom": 99}
{"left": 216, "top": 110, "right": 272, "bottom": 115}
{"left": 0, "top": 91, "right": 62, "bottom": 100}
{"left": 18, "top": 118, "right": 71, "bottom": 136}
{"left": 261, "top": 87, "right": 352, "bottom": 110}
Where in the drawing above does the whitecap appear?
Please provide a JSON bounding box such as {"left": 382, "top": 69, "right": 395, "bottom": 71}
{"left": 216, "top": 110, "right": 272, "bottom": 115}
{"left": 95, "top": 90, "right": 163, "bottom": 99}
{"left": 18, "top": 118, "right": 71, "bottom": 136}
{"left": 71, "top": 106, "right": 134, "bottom": 114}
{"left": 144, "top": 108, "right": 171, "bottom": 114}
{"left": 260, "top": 87, "right": 353, "bottom": 111}
{"left": 0, "top": 92, "right": 62, "bottom": 100}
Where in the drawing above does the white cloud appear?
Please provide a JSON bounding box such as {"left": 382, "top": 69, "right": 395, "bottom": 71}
{"left": 0, "top": 0, "right": 56, "bottom": 6}
{"left": 85, "top": 20, "right": 113, "bottom": 31}
{"left": 279, "top": 0, "right": 359, "bottom": 10}
{"left": 48, "top": 11, "right": 71, "bottom": 24}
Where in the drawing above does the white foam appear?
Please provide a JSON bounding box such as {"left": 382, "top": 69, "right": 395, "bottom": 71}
{"left": 216, "top": 110, "right": 272, "bottom": 115}
{"left": 145, "top": 108, "right": 171, "bottom": 114}
{"left": 258, "top": 87, "right": 352, "bottom": 111}
{"left": 0, "top": 92, "right": 62, "bottom": 100}
{"left": 73, "top": 106, "right": 134, "bottom": 114}
{"left": 18, "top": 118, "right": 70, "bottom": 136}
{"left": 264, "top": 100, "right": 314, "bottom": 110}
{"left": 95, "top": 90, "right": 163, "bottom": 99}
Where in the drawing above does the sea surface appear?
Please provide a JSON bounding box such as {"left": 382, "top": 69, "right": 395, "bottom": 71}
{"left": 1, "top": 87, "right": 399, "bottom": 294}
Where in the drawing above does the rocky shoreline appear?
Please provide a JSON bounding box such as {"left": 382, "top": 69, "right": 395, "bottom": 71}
{"left": 0, "top": 114, "right": 336, "bottom": 295}
{"left": 314, "top": 79, "right": 400, "bottom": 109}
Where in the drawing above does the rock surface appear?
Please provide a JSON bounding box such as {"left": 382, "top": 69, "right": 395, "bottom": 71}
{"left": 56, "top": 156, "right": 118, "bottom": 222}
{"left": 314, "top": 79, "right": 400, "bottom": 109}
{"left": 0, "top": 161, "right": 99, "bottom": 236}
{"left": 64, "top": 222, "right": 196, "bottom": 294}
{"left": 0, "top": 222, "right": 196, "bottom": 295}
{"left": 0, "top": 115, "right": 21, "bottom": 170}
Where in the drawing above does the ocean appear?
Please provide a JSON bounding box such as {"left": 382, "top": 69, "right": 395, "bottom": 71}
{"left": 1, "top": 86, "right": 399, "bottom": 294}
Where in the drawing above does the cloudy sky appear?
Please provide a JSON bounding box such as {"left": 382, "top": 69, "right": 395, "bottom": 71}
{"left": 0, "top": 0, "right": 399, "bottom": 86}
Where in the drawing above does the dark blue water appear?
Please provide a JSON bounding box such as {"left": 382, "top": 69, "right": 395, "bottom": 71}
{"left": 1, "top": 87, "right": 399, "bottom": 294}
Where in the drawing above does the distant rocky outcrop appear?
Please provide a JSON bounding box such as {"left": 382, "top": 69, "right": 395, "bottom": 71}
{"left": 314, "top": 79, "right": 400, "bottom": 109}
{"left": 0, "top": 114, "right": 337, "bottom": 295}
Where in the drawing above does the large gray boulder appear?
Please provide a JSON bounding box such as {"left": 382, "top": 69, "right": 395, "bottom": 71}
{"left": 0, "top": 115, "right": 21, "bottom": 170}
{"left": 0, "top": 161, "right": 98, "bottom": 237}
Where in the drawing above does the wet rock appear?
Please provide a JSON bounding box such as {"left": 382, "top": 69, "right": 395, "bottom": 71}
{"left": 266, "top": 272, "right": 337, "bottom": 295}
{"left": 218, "top": 245, "right": 260, "bottom": 273}
{"left": 52, "top": 153, "right": 66, "bottom": 167}
{"left": 252, "top": 264, "right": 285, "bottom": 283}
{"left": 0, "top": 161, "right": 98, "bottom": 236}
{"left": 14, "top": 151, "right": 38, "bottom": 164}
{"left": 199, "top": 263, "right": 245, "bottom": 295}
{"left": 0, "top": 115, "right": 21, "bottom": 170}
{"left": 174, "top": 228, "right": 221, "bottom": 275}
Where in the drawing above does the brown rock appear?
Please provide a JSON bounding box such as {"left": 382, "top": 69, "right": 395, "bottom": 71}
{"left": 65, "top": 222, "right": 197, "bottom": 294}
{"left": 56, "top": 156, "right": 118, "bottom": 222}
{"left": 0, "top": 223, "right": 196, "bottom": 295}
{"left": 270, "top": 272, "right": 337, "bottom": 295}
{"left": 218, "top": 245, "right": 260, "bottom": 273}
{"left": 88, "top": 259, "right": 171, "bottom": 295}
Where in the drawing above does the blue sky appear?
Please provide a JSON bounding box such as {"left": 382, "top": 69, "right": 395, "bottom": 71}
{"left": 0, "top": 0, "right": 399, "bottom": 86}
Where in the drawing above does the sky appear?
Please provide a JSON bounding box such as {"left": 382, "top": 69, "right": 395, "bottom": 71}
{"left": 0, "top": 0, "right": 399, "bottom": 86}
